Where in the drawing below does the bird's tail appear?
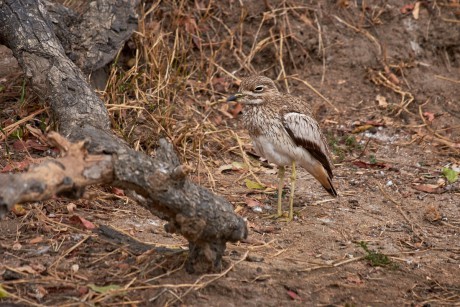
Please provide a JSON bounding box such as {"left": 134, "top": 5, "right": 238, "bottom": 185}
{"left": 325, "top": 176, "right": 338, "bottom": 197}
{"left": 311, "top": 164, "right": 338, "bottom": 197}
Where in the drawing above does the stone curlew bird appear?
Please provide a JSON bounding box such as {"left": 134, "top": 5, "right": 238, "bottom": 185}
{"left": 227, "top": 75, "right": 337, "bottom": 220}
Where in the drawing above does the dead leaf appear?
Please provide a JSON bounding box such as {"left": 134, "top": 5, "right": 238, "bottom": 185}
{"left": 286, "top": 290, "right": 302, "bottom": 301}
{"left": 336, "top": 0, "right": 351, "bottom": 8}
{"left": 229, "top": 102, "right": 243, "bottom": 118}
{"left": 352, "top": 161, "right": 388, "bottom": 169}
{"left": 412, "top": 184, "right": 444, "bottom": 194}
{"left": 78, "top": 286, "right": 89, "bottom": 297}
{"left": 218, "top": 162, "right": 247, "bottom": 173}
{"left": 384, "top": 66, "right": 401, "bottom": 85}
{"left": 261, "top": 166, "right": 277, "bottom": 175}
{"left": 232, "top": 161, "right": 248, "bottom": 170}
{"left": 12, "top": 204, "right": 27, "bottom": 216}
{"left": 71, "top": 264, "right": 79, "bottom": 273}
{"left": 67, "top": 203, "right": 77, "bottom": 213}
{"left": 352, "top": 124, "right": 374, "bottom": 134}
{"left": 30, "top": 263, "right": 46, "bottom": 274}
{"left": 0, "top": 285, "right": 9, "bottom": 298}
{"left": 423, "top": 112, "right": 435, "bottom": 122}
{"left": 376, "top": 95, "right": 388, "bottom": 109}
{"left": 180, "top": 16, "right": 198, "bottom": 34}
{"left": 217, "top": 164, "right": 233, "bottom": 173}
{"left": 30, "top": 285, "right": 47, "bottom": 300}
{"left": 346, "top": 275, "right": 364, "bottom": 285}
{"left": 1, "top": 159, "right": 32, "bottom": 173}
{"left": 16, "top": 265, "right": 38, "bottom": 274}
{"left": 234, "top": 205, "right": 244, "bottom": 213}
{"left": 25, "top": 124, "right": 47, "bottom": 143}
{"left": 400, "top": 3, "right": 415, "bottom": 14}
{"left": 424, "top": 205, "right": 441, "bottom": 222}
{"left": 211, "top": 114, "right": 223, "bottom": 125}
{"left": 299, "top": 14, "right": 313, "bottom": 27}
{"left": 244, "top": 179, "right": 266, "bottom": 190}
{"left": 251, "top": 224, "right": 280, "bottom": 234}
{"left": 244, "top": 198, "right": 262, "bottom": 208}
{"left": 13, "top": 139, "right": 49, "bottom": 152}
{"left": 69, "top": 215, "right": 96, "bottom": 230}
{"left": 88, "top": 284, "right": 121, "bottom": 294}
{"left": 365, "top": 120, "right": 386, "bottom": 127}
{"left": 111, "top": 187, "right": 125, "bottom": 196}
{"left": 28, "top": 236, "right": 44, "bottom": 244}
{"left": 211, "top": 77, "right": 229, "bottom": 92}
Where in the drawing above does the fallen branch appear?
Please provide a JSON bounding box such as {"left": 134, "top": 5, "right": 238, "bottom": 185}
{"left": 0, "top": 0, "right": 247, "bottom": 272}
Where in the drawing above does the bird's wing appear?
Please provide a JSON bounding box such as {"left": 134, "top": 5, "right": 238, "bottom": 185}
{"left": 282, "top": 111, "right": 333, "bottom": 178}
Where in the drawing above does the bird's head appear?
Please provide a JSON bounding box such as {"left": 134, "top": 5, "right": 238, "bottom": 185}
{"left": 227, "top": 75, "right": 279, "bottom": 105}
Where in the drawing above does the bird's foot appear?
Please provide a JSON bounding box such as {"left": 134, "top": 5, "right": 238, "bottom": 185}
{"left": 263, "top": 212, "right": 292, "bottom": 222}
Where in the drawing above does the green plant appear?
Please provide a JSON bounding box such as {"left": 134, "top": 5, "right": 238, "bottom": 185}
{"left": 359, "top": 241, "right": 396, "bottom": 268}
{"left": 369, "top": 154, "right": 377, "bottom": 164}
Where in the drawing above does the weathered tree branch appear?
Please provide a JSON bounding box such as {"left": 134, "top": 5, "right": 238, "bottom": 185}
{"left": 43, "top": 0, "right": 139, "bottom": 74}
{"left": 0, "top": 132, "right": 114, "bottom": 207}
{"left": 0, "top": 0, "right": 247, "bottom": 272}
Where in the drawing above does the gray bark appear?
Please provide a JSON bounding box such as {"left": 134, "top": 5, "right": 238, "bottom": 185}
{"left": 0, "top": 0, "right": 247, "bottom": 272}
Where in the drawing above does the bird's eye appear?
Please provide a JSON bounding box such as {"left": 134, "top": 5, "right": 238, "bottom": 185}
{"left": 254, "top": 85, "right": 264, "bottom": 92}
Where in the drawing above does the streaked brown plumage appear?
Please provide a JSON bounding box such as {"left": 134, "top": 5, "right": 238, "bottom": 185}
{"left": 227, "top": 75, "right": 337, "bottom": 220}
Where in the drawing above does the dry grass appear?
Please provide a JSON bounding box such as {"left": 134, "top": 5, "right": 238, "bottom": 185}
{"left": 94, "top": 0, "right": 345, "bottom": 190}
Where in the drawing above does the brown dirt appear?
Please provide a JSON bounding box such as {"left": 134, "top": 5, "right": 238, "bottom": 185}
{"left": 1, "top": 0, "right": 460, "bottom": 306}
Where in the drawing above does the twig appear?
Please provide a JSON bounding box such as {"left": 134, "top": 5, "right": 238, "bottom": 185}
{"left": 298, "top": 198, "right": 335, "bottom": 212}
{"left": 368, "top": 69, "right": 415, "bottom": 116}
{"left": 333, "top": 15, "right": 381, "bottom": 55}
{"left": 315, "top": 12, "right": 326, "bottom": 86}
{"left": 300, "top": 256, "right": 365, "bottom": 272}
{"left": 434, "top": 75, "right": 460, "bottom": 84}
{"left": 231, "top": 130, "right": 264, "bottom": 186}
{"left": 0, "top": 107, "right": 48, "bottom": 142}
{"left": 1, "top": 289, "right": 46, "bottom": 307}
{"left": 49, "top": 235, "right": 91, "bottom": 274}
{"left": 418, "top": 102, "right": 460, "bottom": 152}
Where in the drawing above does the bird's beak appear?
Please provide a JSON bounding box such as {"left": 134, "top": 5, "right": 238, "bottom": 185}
{"left": 226, "top": 92, "right": 243, "bottom": 102}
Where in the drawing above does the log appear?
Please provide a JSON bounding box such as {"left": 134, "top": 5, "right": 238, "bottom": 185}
{"left": 0, "top": 0, "right": 247, "bottom": 272}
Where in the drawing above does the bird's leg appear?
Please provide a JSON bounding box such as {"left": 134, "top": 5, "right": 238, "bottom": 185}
{"left": 288, "top": 161, "right": 297, "bottom": 221}
{"left": 277, "top": 165, "right": 285, "bottom": 217}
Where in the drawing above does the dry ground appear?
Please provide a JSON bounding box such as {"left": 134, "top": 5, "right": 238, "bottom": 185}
{"left": 1, "top": 0, "right": 460, "bottom": 306}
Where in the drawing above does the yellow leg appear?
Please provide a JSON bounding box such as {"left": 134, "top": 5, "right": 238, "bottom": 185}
{"left": 288, "top": 161, "right": 296, "bottom": 221}
{"left": 277, "top": 165, "right": 285, "bottom": 217}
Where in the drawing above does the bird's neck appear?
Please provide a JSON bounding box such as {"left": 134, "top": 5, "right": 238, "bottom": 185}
{"left": 241, "top": 103, "right": 276, "bottom": 137}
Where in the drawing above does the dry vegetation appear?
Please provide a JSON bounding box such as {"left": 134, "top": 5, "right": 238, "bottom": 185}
{"left": 1, "top": 0, "right": 460, "bottom": 306}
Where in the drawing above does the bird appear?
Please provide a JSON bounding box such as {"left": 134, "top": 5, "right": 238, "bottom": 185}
{"left": 227, "top": 75, "right": 337, "bottom": 221}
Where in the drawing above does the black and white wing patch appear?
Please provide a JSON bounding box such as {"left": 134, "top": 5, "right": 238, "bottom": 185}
{"left": 282, "top": 111, "right": 333, "bottom": 178}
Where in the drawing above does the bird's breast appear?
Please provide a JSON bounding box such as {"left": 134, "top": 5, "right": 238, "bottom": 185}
{"left": 250, "top": 117, "right": 301, "bottom": 166}
{"left": 242, "top": 106, "right": 319, "bottom": 169}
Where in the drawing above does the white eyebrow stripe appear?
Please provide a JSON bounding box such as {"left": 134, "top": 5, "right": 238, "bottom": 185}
{"left": 242, "top": 90, "right": 262, "bottom": 97}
